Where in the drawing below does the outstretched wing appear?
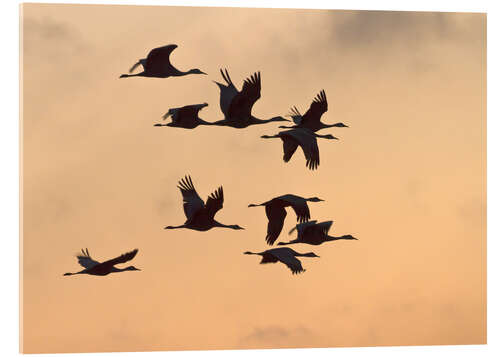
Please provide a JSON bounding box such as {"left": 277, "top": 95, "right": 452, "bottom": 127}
{"left": 177, "top": 175, "right": 205, "bottom": 220}
{"left": 129, "top": 59, "right": 144, "bottom": 73}
{"left": 283, "top": 129, "right": 320, "bottom": 170}
{"left": 288, "top": 106, "right": 303, "bottom": 124}
{"left": 278, "top": 195, "right": 310, "bottom": 223}
{"left": 271, "top": 248, "right": 305, "bottom": 275}
{"left": 145, "top": 44, "right": 178, "bottom": 74}
{"left": 214, "top": 68, "right": 238, "bottom": 118}
{"left": 314, "top": 220, "right": 334, "bottom": 237}
{"left": 101, "top": 249, "right": 139, "bottom": 268}
{"left": 281, "top": 135, "right": 299, "bottom": 163}
{"left": 205, "top": 186, "right": 224, "bottom": 219}
{"left": 300, "top": 90, "right": 328, "bottom": 125}
{"left": 265, "top": 203, "right": 287, "bottom": 245}
{"left": 288, "top": 220, "right": 318, "bottom": 237}
{"left": 163, "top": 103, "right": 207, "bottom": 125}
{"left": 228, "top": 71, "right": 261, "bottom": 120}
{"left": 76, "top": 248, "right": 100, "bottom": 269}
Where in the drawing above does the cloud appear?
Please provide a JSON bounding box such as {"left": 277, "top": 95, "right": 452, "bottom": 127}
{"left": 333, "top": 11, "right": 450, "bottom": 49}
{"left": 22, "top": 16, "right": 89, "bottom": 58}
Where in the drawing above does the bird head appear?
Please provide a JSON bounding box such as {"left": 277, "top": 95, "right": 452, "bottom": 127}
{"left": 270, "top": 116, "right": 290, "bottom": 122}
{"left": 190, "top": 68, "right": 207, "bottom": 75}
{"left": 341, "top": 235, "right": 358, "bottom": 240}
{"left": 308, "top": 197, "right": 325, "bottom": 202}
{"left": 334, "top": 122, "right": 349, "bottom": 128}
{"left": 125, "top": 265, "right": 141, "bottom": 271}
{"left": 230, "top": 225, "right": 245, "bottom": 230}
{"left": 305, "top": 252, "right": 320, "bottom": 258}
{"left": 323, "top": 134, "right": 339, "bottom": 140}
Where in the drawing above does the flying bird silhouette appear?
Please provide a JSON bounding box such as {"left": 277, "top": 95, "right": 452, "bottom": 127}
{"left": 165, "top": 175, "right": 245, "bottom": 231}
{"left": 261, "top": 128, "right": 337, "bottom": 170}
{"left": 120, "top": 44, "right": 206, "bottom": 78}
{"left": 212, "top": 69, "right": 289, "bottom": 128}
{"left": 63, "top": 248, "right": 140, "bottom": 276}
{"left": 248, "top": 194, "right": 324, "bottom": 245}
{"left": 154, "top": 103, "right": 215, "bottom": 129}
{"left": 244, "top": 247, "right": 319, "bottom": 275}
{"left": 279, "top": 90, "right": 349, "bottom": 131}
{"left": 278, "top": 220, "right": 358, "bottom": 246}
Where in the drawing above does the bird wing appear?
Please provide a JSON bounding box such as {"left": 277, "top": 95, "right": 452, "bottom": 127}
{"left": 265, "top": 203, "right": 287, "bottom": 245}
{"left": 278, "top": 195, "right": 311, "bottom": 223}
{"left": 283, "top": 129, "right": 320, "bottom": 170}
{"left": 145, "top": 44, "right": 178, "bottom": 74}
{"left": 314, "top": 220, "right": 334, "bottom": 236}
{"left": 76, "top": 248, "right": 100, "bottom": 269}
{"left": 288, "top": 106, "right": 303, "bottom": 124}
{"left": 129, "top": 59, "right": 144, "bottom": 73}
{"left": 271, "top": 248, "right": 305, "bottom": 275}
{"left": 177, "top": 175, "right": 205, "bottom": 220}
{"left": 205, "top": 186, "right": 224, "bottom": 219}
{"left": 288, "top": 220, "right": 318, "bottom": 237}
{"left": 164, "top": 104, "right": 205, "bottom": 125}
{"left": 228, "top": 72, "right": 261, "bottom": 121}
{"left": 300, "top": 90, "right": 328, "bottom": 125}
{"left": 214, "top": 68, "right": 238, "bottom": 118}
{"left": 100, "top": 249, "right": 139, "bottom": 268}
{"left": 281, "top": 135, "right": 299, "bottom": 163}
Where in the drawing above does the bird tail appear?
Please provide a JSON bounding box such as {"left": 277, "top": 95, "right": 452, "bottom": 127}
{"left": 162, "top": 109, "right": 174, "bottom": 120}
{"left": 129, "top": 60, "right": 142, "bottom": 73}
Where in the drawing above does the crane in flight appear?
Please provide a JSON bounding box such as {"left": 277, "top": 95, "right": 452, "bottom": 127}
{"left": 120, "top": 44, "right": 206, "bottom": 78}
{"left": 244, "top": 247, "right": 319, "bottom": 275}
{"left": 165, "top": 175, "right": 245, "bottom": 231}
{"left": 63, "top": 248, "right": 140, "bottom": 276}
{"left": 248, "top": 194, "right": 324, "bottom": 245}
{"left": 212, "top": 69, "right": 289, "bottom": 128}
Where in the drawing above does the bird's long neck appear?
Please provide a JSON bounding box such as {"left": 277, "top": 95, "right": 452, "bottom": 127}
{"left": 120, "top": 72, "right": 145, "bottom": 78}
{"left": 248, "top": 202, "right": 265, "bottom": 207}
{"left": 164, "top": 224, "right": 186, "bottom": 229}
{"left": 251, "top": 116, "right": 286, "bottom": 125}
{"left": 171, "top": 68, "right": 197, "bottom": 77}
{"left": 322, "top": 123, "right": 347, "bottom": 128}
{"left": 243, "top": 251, "right": 261, "bottom": 255}
{"left": 214, "top": 221, "right": 238, "bottom": 229}
{"left": 112, "top": 266, "right": 128, "bottom": 273}
{"left": 277, "top": 240, "right": 296, "bottom": 246}
{"left": 198, "top": 118, "right": 217, "bottom": 126}
{"left": 326, "top": 235, "right": 351, "bottom": 242}
{"left": 296, "top": 252, "right": 318, "bottom": 258}
{"left": 261, "top": 134, "right": 280, "bottom": 139}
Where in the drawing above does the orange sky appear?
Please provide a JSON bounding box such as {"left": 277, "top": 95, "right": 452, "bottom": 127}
{"left": 20, "top": 4, "right": 486, "bottom": 353}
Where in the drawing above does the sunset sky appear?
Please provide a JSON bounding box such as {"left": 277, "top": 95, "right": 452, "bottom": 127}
{"left": 21, "top": 4, "right": 486, "bottom": 353}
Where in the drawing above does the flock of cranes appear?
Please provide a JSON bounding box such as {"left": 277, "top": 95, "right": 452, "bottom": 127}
{"left": 63, "top": 44, "right": 357, "bottom": 277}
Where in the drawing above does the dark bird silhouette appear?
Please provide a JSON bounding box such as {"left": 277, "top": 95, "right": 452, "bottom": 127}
{"left": 261, "top": 128, "right": 337, "bottom": 170}
{"left": 248, "top": 194, "right": 324, "bottom": 245}
{"left": 212, "top": 69, "right": 289, "bottom": 128}
{"left": 154, "top": 103, "right": 215, "bottom": 129}
{"left": 278, "top": 220, "right": 358, "bottom": 246}
{"left": 244, "top": 247, "right": 319, "bottom": 275}
{"left": 120, "top": 44, "right": 207, "bottom": 78}
{"left": 63, "top": 248, "right": 140, "bottom": 276}
{"left": 165, "top": 175, "right": 244, "bottom": 231}
{"left": 279, "top": 90, "right": 349, "bottom": 131}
